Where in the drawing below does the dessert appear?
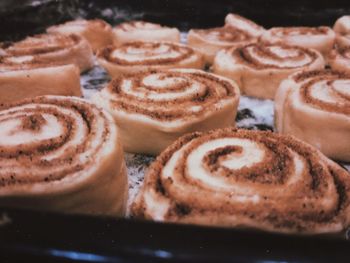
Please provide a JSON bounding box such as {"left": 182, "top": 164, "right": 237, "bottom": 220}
{"left": 132, "top": 128, "right": 350, "bottom": 234}
{"left": 0, "top": 61, "right": 81, "bottom": 104}
{"left": 187, "top": 26, "right": 256, "bottom": 64}
{"left": 260, "top": 26, "right": 336, "bottom": 56}
{"left": 112, "top": 21, "right": 180, "bottom": 46}
{"left": 0, "top": 96, "right": 128, "bottom": 216}
{"left": 97, "top": 41, "right": 205, "bottom": 77}
{"left": 275, "top": 70, "right": 350, "bottom": 162}
{"left": 0, "top": 33, "right": 94, "bottom": 72}
{"left": 212, "top": 43, "right": 325, "bottom": 99}
{"left": 47, "top": 19, "right": 113, "bottom": 52}
{"left": 328, "top": 46, "right": 350, "bottom": 74}
{"left": 92, "top": 69, "right": 240, "bottom": 155}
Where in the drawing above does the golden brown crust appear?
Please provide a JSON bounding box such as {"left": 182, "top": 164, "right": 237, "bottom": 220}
{"left": 132, "top": 128, "right": 350, "bottom": 234}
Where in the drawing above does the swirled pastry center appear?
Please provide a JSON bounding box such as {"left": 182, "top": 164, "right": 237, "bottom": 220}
{"left": 235, "top": 44, "right": 317, "bottom": 69}
{"left": 104, "top": 42, "right": 194, "bottom": 66}
{"left": 106, "top": 70, "right": 237, "bottom": 123}
{"left": 0, "top": 97, "right": 111, "bottom": 186}
{"left": 5, "top": 34, "right": 78, "bottom": 56}
{"left": 133, "top": 128, "right": 350, "bottom": 233}
{"left": 271, "top": 27, "right": 329, "bottom": 37}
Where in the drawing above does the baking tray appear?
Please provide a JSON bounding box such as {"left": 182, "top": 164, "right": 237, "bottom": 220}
{"left": 1, "top": 0, "right": 350, "bottom": 262}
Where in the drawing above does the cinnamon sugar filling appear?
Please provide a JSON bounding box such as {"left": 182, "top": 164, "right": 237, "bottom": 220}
{"left": 233, "top": 43, "right": 317, "bottom": 69}
{"left": 0, "top": 97, "right": 110, "bottom": 186}
{"left": 107, "top": 70, "right": 237, "bottom": 121}
{"left": 133, "top": 128, "right": 350, "bottom": 232}
{"left": 99, "top": 42, "right": 195, "bottom": 66}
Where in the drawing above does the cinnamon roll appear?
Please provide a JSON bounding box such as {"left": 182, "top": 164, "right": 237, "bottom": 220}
{"left": 335, "top": 34, "right": 350, "bottom": 49}
{"left": 187, "top": 26, "right": 256, "bottom": 64}
{"left": 132, "top": 128, "right": 350, "bottom": 234}
{"left": 0, "top": 33, "right": 94, "bottom": 72}
{"left": 92, "top": 69, "right": 240, "bottom": 155}
{"left": 97, "top": 42, "right": 205, "bottom": 77}
{"left": 0, "top": 96, "right": 128, "bottom": 216}
{"left": 47, "top": 19, "right": 113, "bottom": 53}
{"left": 224, "top": 13, "right": 266, "bottom": 38}
{"left": 334, "top": 15, "right": 350, "bottom": 35}
{"left": 212, "top": 43, "right": 325, "bottom": 99}
{"left": 275, "top": 70, "right": 350, "bottom": 162}
{"left": 0, "top": 60, "right": 81, "bottom": 104}
{"left": 112, "top": 21, "right": 180, "bottom": 46}
{"left": 260, "top": 26, "right": 336, "bottom": 56}
{"left": 333, "top": 16, "right": 350, "bottom": 48}
{"left": 328, "top": 46, "right": 350, "bottom": 74}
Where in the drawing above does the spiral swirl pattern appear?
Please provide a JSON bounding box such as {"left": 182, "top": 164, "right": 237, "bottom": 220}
{"left": 97, "top": 42, "right": 204, "bottom": 77}
{"left": 93, "top": 69, "right": 240, "bottom": 155}
{"left": 260, "top": 26, "right": 335, "bottom": 55}
{"left": 275, "top": 70, "right": 350, "bottom": 162}
{"left": 0, "top": 34, "right": 83, "bottom": 103}
{"left": 132, "top": 128, "right": 350, "bottom": 234}
{"left": 188, "top": 26, "right": 256, "bottom": 64}
{"left": 0, "top": 96, "right": 127, "bottom": 215}
{"left": 0, "top": 33, "right": 94, "bottom": 72}
{"left": 190, "top": 27, "right": 253, "bottom": 44}
{"left": 226, "top": 43, "right": 319, "bottom": 69}
{"left": 213, "top": 43, "right": 324, "bottom": 99}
